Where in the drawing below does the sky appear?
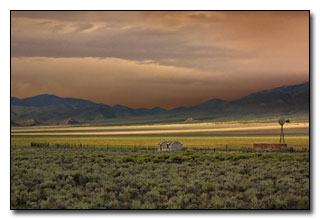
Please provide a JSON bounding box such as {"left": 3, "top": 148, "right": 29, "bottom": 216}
{"left": 11, "top": 11, "right": 309, "bottom": 109}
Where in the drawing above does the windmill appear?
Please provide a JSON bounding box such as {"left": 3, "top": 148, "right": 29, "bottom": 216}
{"left": 278, "top": 118, "right": 290, "bottom": 144}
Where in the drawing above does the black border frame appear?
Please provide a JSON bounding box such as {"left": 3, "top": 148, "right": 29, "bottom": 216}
{"left": 10, "top": 10, "right": 311, "bottom": 212}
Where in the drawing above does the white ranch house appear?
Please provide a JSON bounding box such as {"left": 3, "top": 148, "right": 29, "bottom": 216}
{"left": 157, "top": 141, "right": 183, "bottom": 152}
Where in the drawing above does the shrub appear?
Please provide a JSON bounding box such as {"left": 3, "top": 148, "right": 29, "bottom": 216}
{"left": 11, "top": 146, "right": 309, "bottom": 209}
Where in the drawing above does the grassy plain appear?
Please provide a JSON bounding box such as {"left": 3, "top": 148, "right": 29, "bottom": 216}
{"left": 11, "top": 134, "right": 309, "bottom": 150}
{"left": 11, "top": 146, "right": 309, "bottom": 209}
{"left": 11, "top": 122, "right": 309, "bottom": 135}
{"left": 10, "top": 121, "right": 310, "bottom": 209}
{"left": 11, "top": 122, "right": 309, "bottom": 149}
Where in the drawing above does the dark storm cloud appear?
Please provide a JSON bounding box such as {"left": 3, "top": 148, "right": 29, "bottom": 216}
{"left": 11, "top": 18, "right": 242, "bottom": 71}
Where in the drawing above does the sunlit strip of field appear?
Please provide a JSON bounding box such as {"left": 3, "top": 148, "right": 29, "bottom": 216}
{"left": 11, "top": 122, "right": 309, "bottom": 132}
{"left": 11, "top": 123, "right": 309, "bottom": 136}
{"left": 11, "top": 134, "right": 309, "bottom": 149}
{"left": 12, "top": 122, "right": 258, "bottom": 132}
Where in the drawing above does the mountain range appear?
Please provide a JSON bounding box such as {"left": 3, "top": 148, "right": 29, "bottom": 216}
{"left": 11, "top": 82, "right": 309, "bottom": 126}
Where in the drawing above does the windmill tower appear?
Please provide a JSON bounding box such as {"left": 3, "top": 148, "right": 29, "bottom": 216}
{"left": 278, "top": 118, "right": 290, "bottom": 144}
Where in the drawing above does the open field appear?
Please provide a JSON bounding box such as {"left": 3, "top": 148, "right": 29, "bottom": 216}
{"left": 11, "top": 134, "right": 309, "bottom": 150}
{"left": 11, "top": 146, "right": 309, "bottom": 209}
{"left": 11, "top": 122, "right": 309, "bottom": 149}
{"left": 11, "top": 122, "right": 309, "bottom": 135}
{"left": 11, "top": 122, "right": 310, "bottom": 209}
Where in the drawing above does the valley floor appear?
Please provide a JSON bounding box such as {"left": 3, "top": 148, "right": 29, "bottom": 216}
{"left": 10, "top": 121, "right": 310, "bottom": 209}
{"left": 11, "top": 122, "right": 309, "bottom": 136}
{"left": 11, "top": 146, "right": 309, "bottom": 209}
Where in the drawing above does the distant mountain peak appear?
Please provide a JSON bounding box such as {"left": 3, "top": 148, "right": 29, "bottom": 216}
{"left": 152, "top": 106, "right": 165, "bottom": 110}
{"left": 195, "top": 98, "right": 226, "bottom": 108}
{"left": 31, "top": 93, "right": 60, "bottom": 98}
{"left": 112, "top": 104, "right": 131, "bottom": 109}
{"left": 11, "top": 81, "right": 309, "bottom": 125}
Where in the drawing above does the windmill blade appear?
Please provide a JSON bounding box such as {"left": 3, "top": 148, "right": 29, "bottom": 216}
{"left": 278, "top": 118, "right": 285, "bottom": 125}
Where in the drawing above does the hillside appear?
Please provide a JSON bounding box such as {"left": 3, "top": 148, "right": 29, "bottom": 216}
{"left": 11, "top": 82, "right": 309, "bottom": 125}
{"left": 170, "top": 81, "right": 309, "bottom": 120}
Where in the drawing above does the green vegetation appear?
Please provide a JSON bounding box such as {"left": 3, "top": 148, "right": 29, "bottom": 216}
{"left": 11, "top": 145, "right": 309, "bottom": 209}
{"left": 11, "top": 123, "right": 309, "bottom": 209}
{"left": 11, "top": 134, "right": 309, "bottom": 149}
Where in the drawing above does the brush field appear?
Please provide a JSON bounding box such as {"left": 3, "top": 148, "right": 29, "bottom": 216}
{"left": 11, "top": 122, "right": 310, "bottom": 209}
{"left": 11, "top": 146, "right": 309, "bottom": 209}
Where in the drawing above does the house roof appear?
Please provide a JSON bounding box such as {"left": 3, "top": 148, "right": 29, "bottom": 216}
{"left": 157, "top": 141, "right": 182, "bottom": 145}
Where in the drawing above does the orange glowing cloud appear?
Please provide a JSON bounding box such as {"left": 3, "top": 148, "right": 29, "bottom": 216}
{"left": 11, "top": 11, "right": 309, "bottom": 109}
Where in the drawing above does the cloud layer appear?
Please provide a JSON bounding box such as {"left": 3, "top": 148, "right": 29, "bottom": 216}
{"left": 11, "top": 11, "right": 309, "bottom": 109}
